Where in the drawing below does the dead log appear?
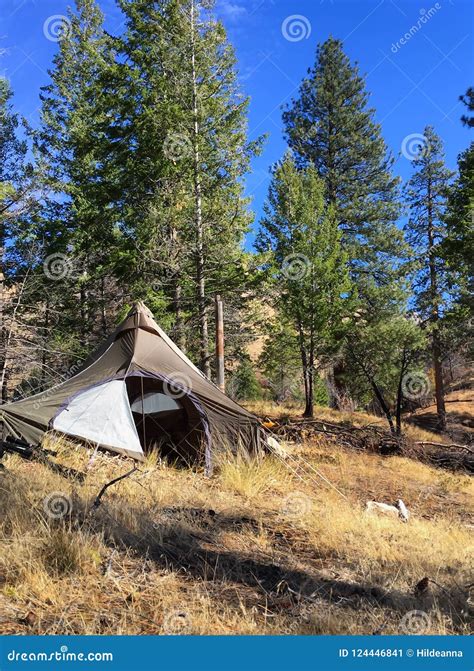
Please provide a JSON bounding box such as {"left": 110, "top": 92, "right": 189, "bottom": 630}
{"left": 415, "top": 441, "right": 474, "bottom": 454}
{"left": 261, "top": 415, "right": 473, "bottom": 474}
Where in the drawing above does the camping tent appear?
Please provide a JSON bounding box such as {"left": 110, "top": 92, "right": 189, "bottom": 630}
{"left": 0, "top": 302, "right": 263, "bottom": 472}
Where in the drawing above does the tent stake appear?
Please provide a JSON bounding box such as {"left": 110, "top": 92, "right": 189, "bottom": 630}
{"left": 92, "top": 463, "right": 138, "bottom": 509}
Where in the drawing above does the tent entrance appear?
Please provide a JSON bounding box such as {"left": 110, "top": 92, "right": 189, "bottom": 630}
{"left": 125, "top": 375, "right": 206, "bottom": 466}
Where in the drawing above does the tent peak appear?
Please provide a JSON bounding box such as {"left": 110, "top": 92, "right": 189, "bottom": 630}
{"left": 129, "top": 300, "right": 153, "bottom": 317}
{"left": 115, "top": 301, "right": 162, "bottom": 337}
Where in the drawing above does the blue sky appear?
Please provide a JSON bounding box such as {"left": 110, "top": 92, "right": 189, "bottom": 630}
{"left": 1, "top": 0, "right": 473, "bottom": 246}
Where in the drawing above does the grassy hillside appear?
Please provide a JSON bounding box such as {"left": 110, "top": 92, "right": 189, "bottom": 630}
{"left": 0, "top": 410, "right": 472, "bottom": 636}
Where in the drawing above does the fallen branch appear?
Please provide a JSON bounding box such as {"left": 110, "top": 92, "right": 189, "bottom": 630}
{"left": 416, "top": 441, "right": 474, "bottom": 454}
{"left": 261, "top": 415, "right": 474, "bottom": 474}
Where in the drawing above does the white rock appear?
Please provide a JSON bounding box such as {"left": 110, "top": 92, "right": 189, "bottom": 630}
{"left": 366, "top": 500, "right": 400, "bottom": 518}
{"left": 396, "top": 498, "right": 410, "bottom": 522}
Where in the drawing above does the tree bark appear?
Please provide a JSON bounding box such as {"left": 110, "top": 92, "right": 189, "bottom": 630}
{"left": 370, "top": 378, "right": 395, "bottom": 434}
{"left": 172, "top": 279, "right": 186, "bottom": 352}
{"left": 427, "top": 181, "right": 446, "bottom": 431}
{"left": 0, "top": 270, "right": 29, "bottom": 402}
{"left": 296, "top": 320, "right": 313, "bottom": 417}
{"left": 190, "top": 0, "right": 210, "bottom": 378}
{"left": 100, "top": 275, "right": 107, "bottom": 336}
{"left": 40, "top": 296, "right": 50, "bottom": 391}
{"left": 349, "top": 344, "right": 396, "bottom": 434}
{"left": 304, "top": 328, "right": 315, "bottom": 418}
{"left": 395, "top": 348, "right": 408, "bottom": 436}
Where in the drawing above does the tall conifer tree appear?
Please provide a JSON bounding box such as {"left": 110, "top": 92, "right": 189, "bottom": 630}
{"left": 283, "top": 37, "right": 403, "bottom": 292}
{"left": 110, "top": 0, "right": 261, "bottom": 375}
{"left": 404, "top": 126, "right": 454, "bottom": 431}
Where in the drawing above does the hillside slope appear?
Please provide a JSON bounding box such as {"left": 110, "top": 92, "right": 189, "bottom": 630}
{"left": 0, "top": 427, "right": 472, "bottom": 635}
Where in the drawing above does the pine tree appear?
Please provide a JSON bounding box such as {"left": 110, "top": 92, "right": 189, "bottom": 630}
{"left": 460, "top": 87, "right": 474, "bottom": 128}
{"left": 258, "top": 153, "right": 355, "bottom": 417}
{"left": 443, "top": 143, "right": 474, "bottom": 298}
{"left": 258, "top": 320, "right": 303, "bottom": 403}
{"left": 228, "top": 352, "right": 262, "bottom": 401}
{"left": 441, "top": 104, "right": 474, "bottom": 378}
{"left": 37, "top": 0, "right": 119, "bottom": 349}
{"left": 345, "top": 315, "right": 426, "bottom": 434}
{"left": 0, "top": 77, "right": 36, "bottom": 401}
{"left": 110, "top": 0, "right": 261, "bottom": 375}
{"left": 404, "top": 126, "right": 455, "bottom": 431}
{"left": 282, "top": 37, "right": 405, "bottom": 408}
{"left": 282, "top": 37, "right": 403, "bottom": 287}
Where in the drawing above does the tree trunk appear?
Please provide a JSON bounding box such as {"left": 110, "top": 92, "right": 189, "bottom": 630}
{"left": 304, "top": 328, "right": 315, "bottom": 417}
{"left": 100, "top": 275, "right": 107, "bottom": 336}
{"left": 370, "top": 378, "right": 395, "bottom": 434}
{"left": 432, "top": 330, "right": 446, "bottom": 430}
{"left": 40, "top": 296, "right": 50, "bottom": 391}
{"left": 303, "top": 365, "right": 314, "bottom": 417}
{"left": 0, "top": 270, "right": 29, "bottom": 402}
{"left": 350, "top": 345, "right": 396, "bottom": 434}
{"left": 427, "top": 182, "right": 446, "bottom": 431}
{"left": 297, "top": 322, "right": 313, "bottom": 417}
{"left": 395, "top": 349, "right": 408, "bottom": 436}
{"left": 190, "top": 0, "right": 210, "bottom": 378}
{"left": 172, "top": 279, "right": 186, "bottom": 352}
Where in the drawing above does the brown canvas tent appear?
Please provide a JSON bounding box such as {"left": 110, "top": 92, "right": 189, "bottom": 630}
{"left": 0, "top": 302, "right": 263, "bottom": 472}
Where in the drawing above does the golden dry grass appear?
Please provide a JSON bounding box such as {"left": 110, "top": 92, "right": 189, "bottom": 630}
{"left": 0, "top": 429, "right": 472, "bottom": 635}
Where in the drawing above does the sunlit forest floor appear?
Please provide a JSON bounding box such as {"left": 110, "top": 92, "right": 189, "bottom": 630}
{"left": 1, "top": 399, "right": 472, "bottom": 636}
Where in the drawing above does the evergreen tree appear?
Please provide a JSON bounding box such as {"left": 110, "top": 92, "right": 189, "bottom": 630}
{"left": 258, "top": 320, "right": 303, "bottom": 403}
{"left": 282, "top": 37, "right": 405, "bottom": 408}
{"left": 441, "top": 100, "right": 474, "bottom": 380}
{"left": 345, "top": 315, "right": 426, "bottom": 434}
{"left": 0, "top": 77, "right": 36, "bottom": 401}
{"left": 258, "top": 153, "right": 355, "bottom": 417}
{"left": 282, "top": 37, "right": 403, "bottom": 289}
{"left": 36, "top": 0, "right": 119, "bottom": 349}
{"left": 404, "top": 126, "right": 455, "bottom": 431}
{"left": 228, "top": 352, "right": 262, "bottom": 401}
{"left": 460, "top": 86, "right": 474, "bottom": 128}
{"left": 110, "top": 0, "right": 262, "bottom": 375}
{"left": 443, "top": 143, "right": 474, "bottom": 303}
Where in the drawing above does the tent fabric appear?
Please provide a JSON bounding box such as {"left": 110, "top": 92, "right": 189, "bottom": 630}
{"left": 53, "top": 380, "right": 143, "bottom": 460}
{"left": 0, "top": 302, "right": 263, "bottom": 470}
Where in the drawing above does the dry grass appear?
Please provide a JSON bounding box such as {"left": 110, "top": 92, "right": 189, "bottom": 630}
{"left": 0, "top": 428, "right": 472, "bottom": 636}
